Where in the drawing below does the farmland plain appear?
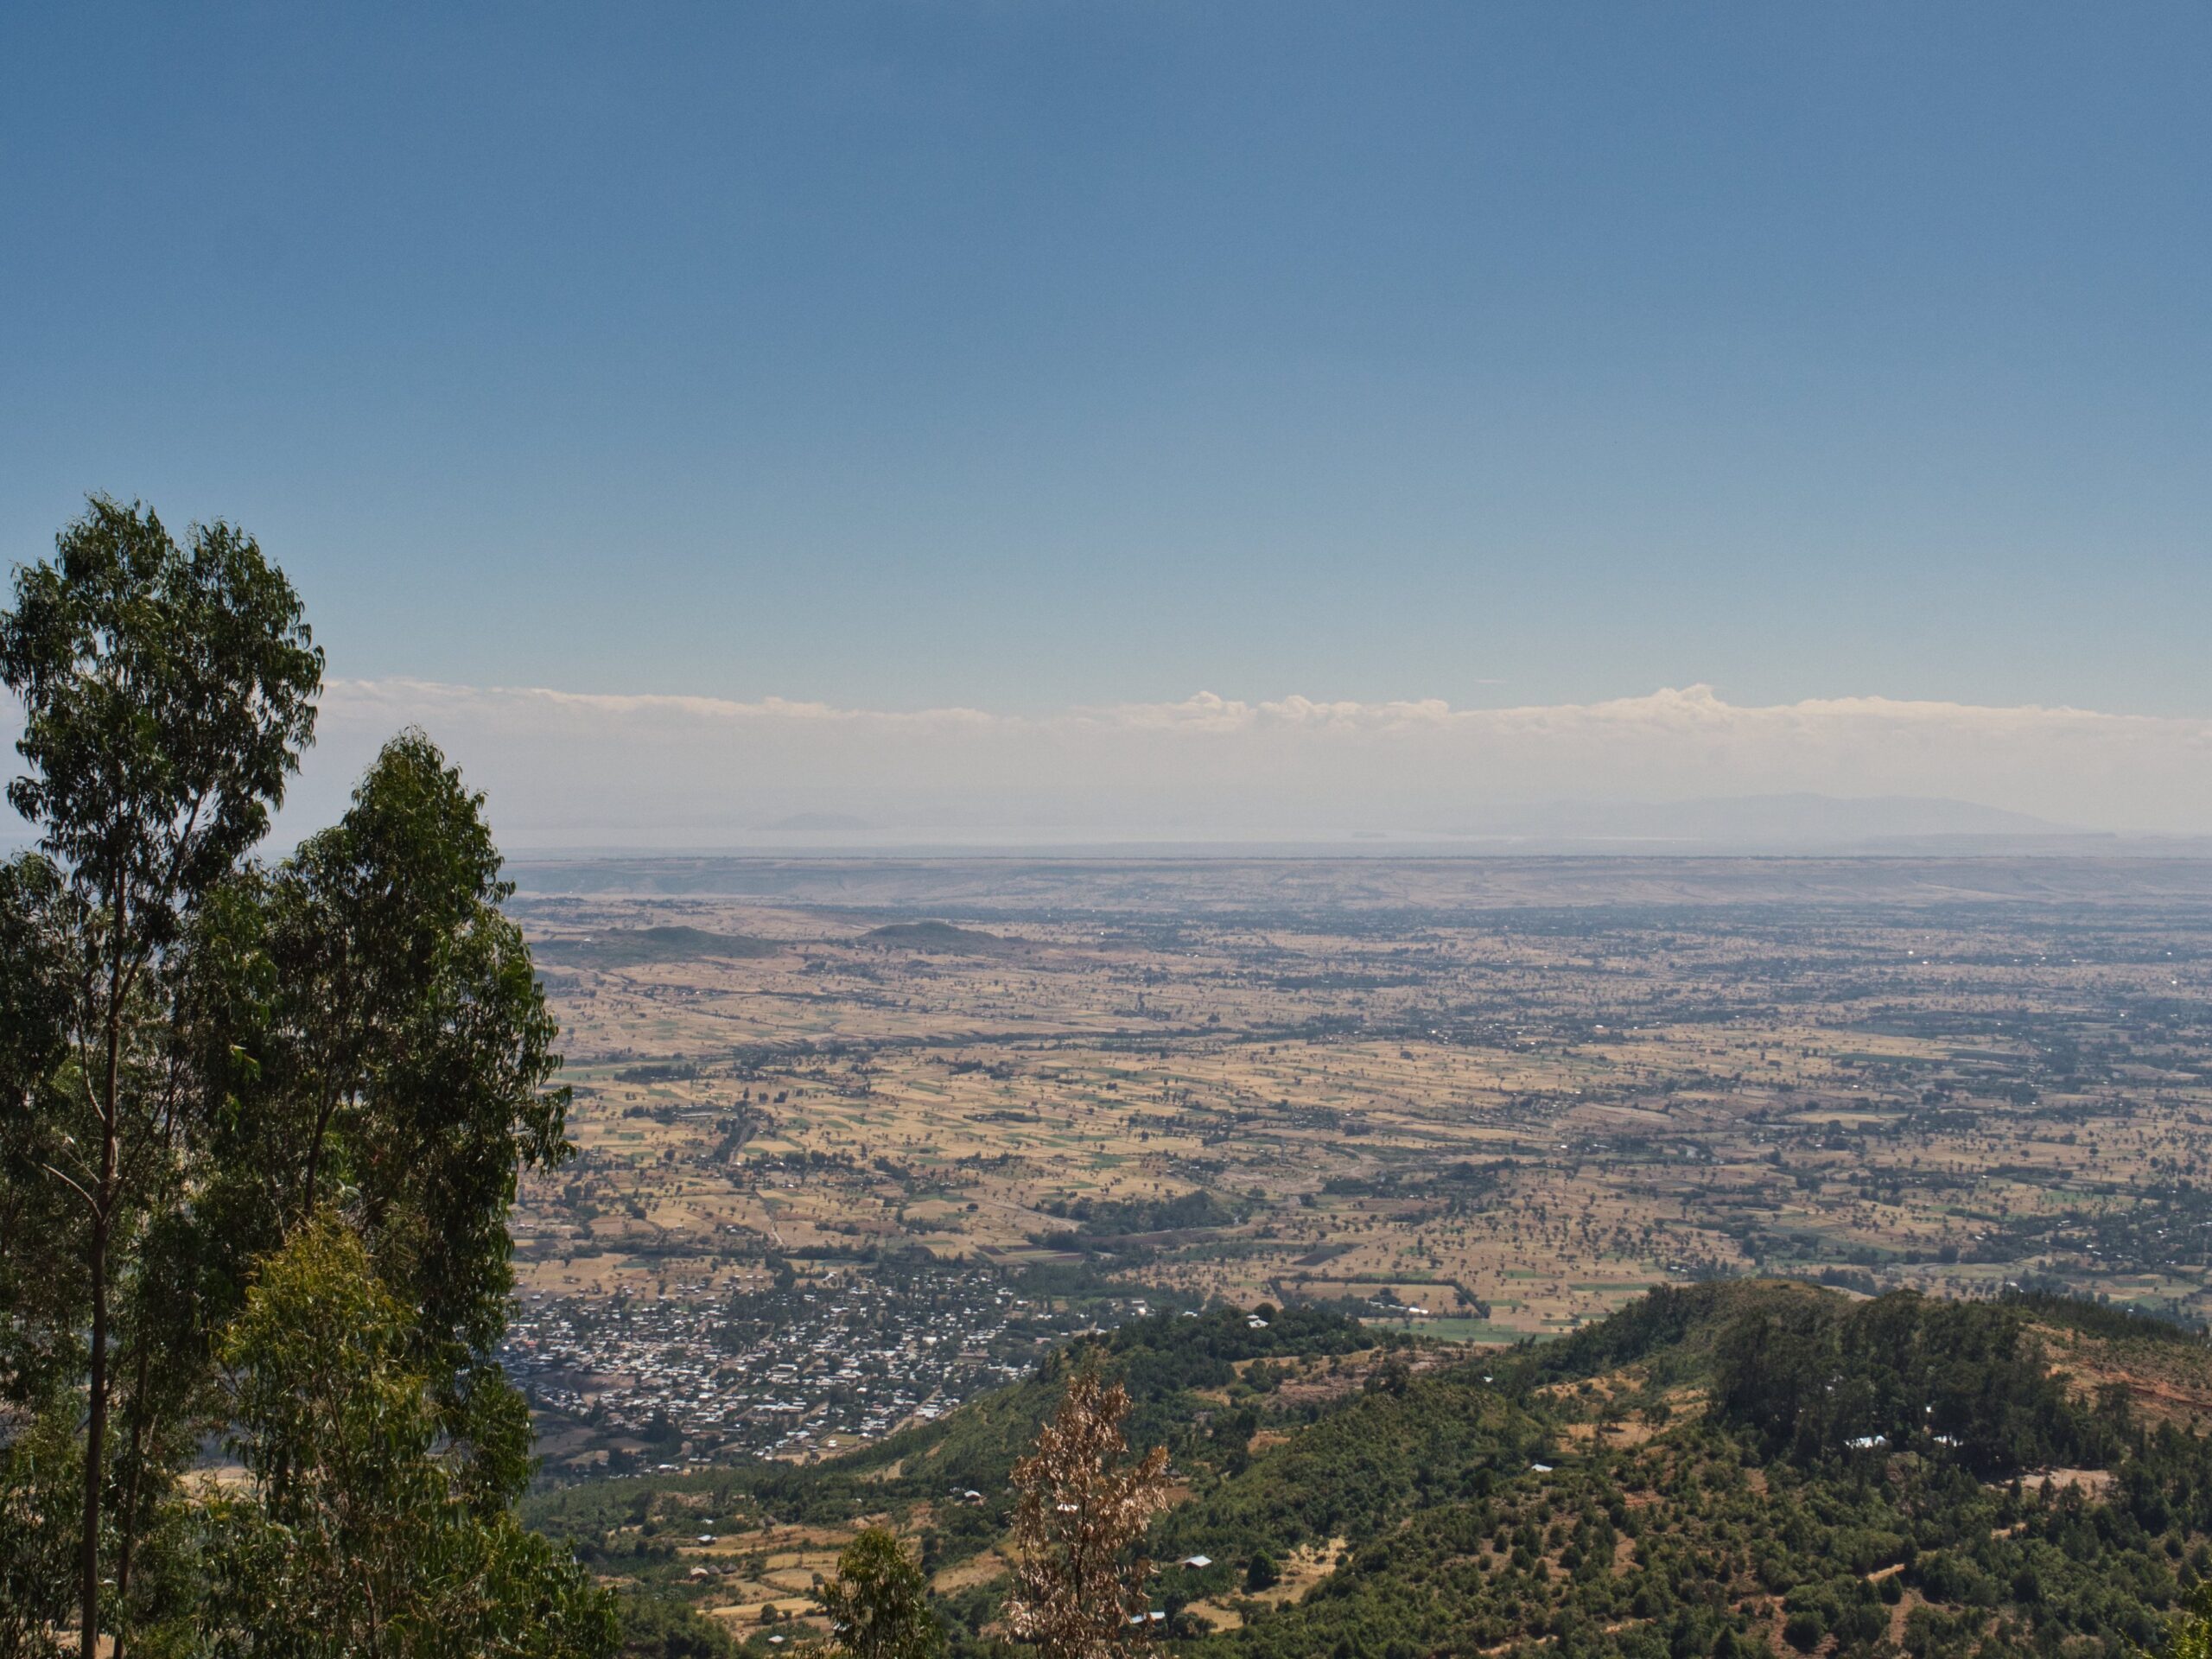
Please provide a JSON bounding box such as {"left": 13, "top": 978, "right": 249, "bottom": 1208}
{"left": 499, "top": 856, "right": 2212, "bottom": 1472}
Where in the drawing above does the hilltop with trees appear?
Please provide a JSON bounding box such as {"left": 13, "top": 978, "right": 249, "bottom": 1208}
{"left": 524, "top": 1282, "right": 2212, "bottom": 1659}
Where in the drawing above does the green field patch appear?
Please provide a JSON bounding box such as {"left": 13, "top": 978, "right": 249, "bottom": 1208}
{"left": 1364, "top": 1316, "right": 1522, "bottom": 1344}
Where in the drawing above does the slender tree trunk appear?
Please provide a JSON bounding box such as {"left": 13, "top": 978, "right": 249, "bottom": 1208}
{"left": 112, "top": 1334, "right": 156, "bottom": 1659}
{"left": 80, "top": 1202, "right": 108, "bottom": 1657}
{"left": 302, "top": 1085, "right": 340, "bottom": 1220}
{"left": 82, "top": 935, "right": 124, "bottom": 1659}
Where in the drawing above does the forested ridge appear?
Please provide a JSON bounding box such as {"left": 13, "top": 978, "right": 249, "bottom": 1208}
{"left": 529, "top": 1284, "right": 2212, "bottom": 1659}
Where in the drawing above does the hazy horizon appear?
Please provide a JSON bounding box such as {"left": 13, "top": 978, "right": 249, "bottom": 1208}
{"left": 7, "top": 672, "right": 2209, "bottom": 851}
{"left": 40, "top": 675, "right": 2201, "bottom": 851}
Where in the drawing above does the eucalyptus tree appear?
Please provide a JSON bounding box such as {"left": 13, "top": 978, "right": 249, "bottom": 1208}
{"left": 188, "top": 727, "right": 575, "bottom": 1507}
{"left": 0, "top": 496, "right": 321, "bottom": 1657}
{"left": 194, "top": 1216, "right": 617, "bottom": 1658}
{"left": 2165, "top": 1582, "right": 2212, "bottom": 1659}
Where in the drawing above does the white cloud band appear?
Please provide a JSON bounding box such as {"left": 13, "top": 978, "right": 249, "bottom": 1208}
{"left": 269, "top": 678, "right": 2210, "bottom": 844}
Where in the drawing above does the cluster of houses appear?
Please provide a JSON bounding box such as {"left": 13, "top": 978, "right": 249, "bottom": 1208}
{"left": 499, "top": 1266, "right": 1077, "bottom": 1459}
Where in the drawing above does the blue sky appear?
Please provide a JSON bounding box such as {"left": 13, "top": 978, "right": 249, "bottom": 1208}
{"left": 3, "top": 3, "right": 2209, "bottom": 753}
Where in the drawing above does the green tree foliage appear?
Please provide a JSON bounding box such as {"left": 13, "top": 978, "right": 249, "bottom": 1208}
{"left": 817, "top": 1528, "right": 945, "bottom": 1659}
{"left": 2163, "top": 1582, "right": 2212, "bottom": 1659}
{"left": 186, "top": 728, "right": 573, "bottom": 1497}
{"left": 1712, "top": 1289, "right": 2115, "bottom": 1476}
{"left": 0, "top": 1402, "right": 81, "bottom": 1658}
{"left": 0, "top": 854, "right": 79, "bottom": 1653}
{"left": 1195, "top": 1284, "right": 2189, "bottom": 1659}
{"left": 188, "top": 1217, "right": 615, "bottom": 1657}
{"left": 0, "top": 498, "right": 609, "bottom": 1656}
{"left": 612, "top": 1594, "right": 742, "bottom": 1659}
{"left": 0, "top": 496, "right": 322, "bottom": 1656}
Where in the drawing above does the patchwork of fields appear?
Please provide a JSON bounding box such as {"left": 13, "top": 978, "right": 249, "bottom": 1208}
{"left": 501, "top": 857, "right": 2212, "bottom": 1469}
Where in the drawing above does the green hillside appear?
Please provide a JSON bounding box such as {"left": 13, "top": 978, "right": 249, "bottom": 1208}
{"left": 524, "top": 1283, "right": 2212, "bottom": 1659}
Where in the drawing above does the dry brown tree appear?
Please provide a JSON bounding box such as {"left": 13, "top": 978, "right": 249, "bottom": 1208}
{"left": 1004, "top": 1357, "right": 1173, "bottom": 1659}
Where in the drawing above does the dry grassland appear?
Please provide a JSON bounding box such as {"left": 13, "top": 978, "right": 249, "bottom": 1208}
{"left": 506, "top": 861, "right": 2212, "bottom": 1347}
